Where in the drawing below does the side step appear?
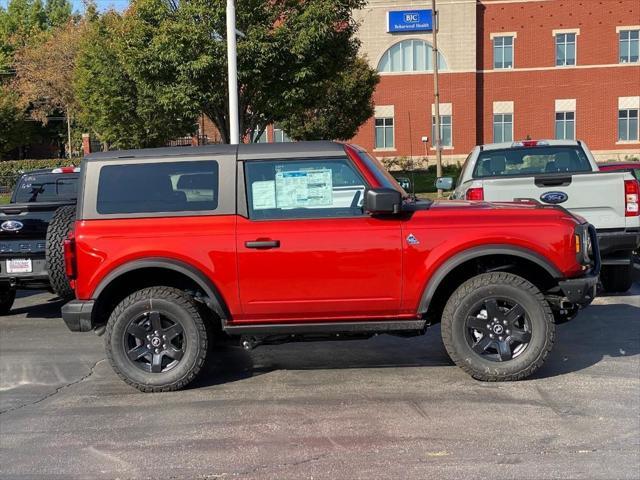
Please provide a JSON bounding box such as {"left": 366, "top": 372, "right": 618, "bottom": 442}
{"left": 224, "top": 319, "right": 426, "bottom": 336}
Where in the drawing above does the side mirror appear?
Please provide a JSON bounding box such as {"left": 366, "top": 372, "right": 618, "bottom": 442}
{"left": 435, "top": 176, "right": 454, "bottom": 191}
{"left": 364, "top": 188, "right": 402, "bottom": 214}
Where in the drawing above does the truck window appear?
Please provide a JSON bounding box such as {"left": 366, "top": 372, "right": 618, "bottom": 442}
{"left": 96, "top": 161, "right": 219, "bottom": 214}
{"left": 14, "top": 174, "right": 78, "bottom": 203}
{"left": 245, "top": 158, "right": 367, "bottom": 220}
{"left": 472, "top": 146, "right": 592, "bottom": 178}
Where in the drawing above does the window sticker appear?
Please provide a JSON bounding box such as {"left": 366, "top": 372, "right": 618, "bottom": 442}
{"left": 252, "top": 180, "right": 276, "bottom": 210}
{"left": 275, "top": 169, "right": 333, "bottom": 208}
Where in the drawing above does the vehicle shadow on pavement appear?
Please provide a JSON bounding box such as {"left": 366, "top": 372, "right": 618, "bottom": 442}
{"left": 191, "top": 329, "right": 454, "bottom": 389}
{"left": 533, "top": 303, "right": 640, "bottom": 379}
{"left": 193, "top": 302, "right": 640, "bottom": 388}
{"left": 10, "top": 296, "right": 66, "bottom": 319}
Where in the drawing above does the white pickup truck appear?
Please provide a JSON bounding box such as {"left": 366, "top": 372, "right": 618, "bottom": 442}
{"left": 438, "top": 140, "right": 639, "bottom": 293}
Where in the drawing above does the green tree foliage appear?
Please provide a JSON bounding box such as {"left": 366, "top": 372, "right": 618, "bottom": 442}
{"left": 85, "top": 0, "right": 377, "bottom": 144}
{"left": 0, "top": 86, "right": 30, "bottom": 155}
{"left": 74, "top": 12, "right": 199, "bottom": 149}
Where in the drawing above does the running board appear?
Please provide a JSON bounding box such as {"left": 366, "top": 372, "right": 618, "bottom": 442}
{"left": 224, "top": 319, "right": 426, "bottom": 336}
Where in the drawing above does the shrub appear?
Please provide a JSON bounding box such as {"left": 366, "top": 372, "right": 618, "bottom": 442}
{"left": 0, "top": 159, "right": 72, "bottom": 189}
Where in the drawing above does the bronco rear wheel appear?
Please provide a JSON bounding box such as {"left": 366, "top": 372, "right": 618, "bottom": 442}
{"left": 105, "top": 286, "right": 209, "bottom": 392}
{"left": 441, "top": 272, "right": 555, "bottom": 382}
{"left": 0, "top": 288, "right": 16, "bottom": 315}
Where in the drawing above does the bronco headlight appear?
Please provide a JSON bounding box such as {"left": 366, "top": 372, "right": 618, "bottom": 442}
{"left": 575, "top": 224, "right": 594, "bottom": 266}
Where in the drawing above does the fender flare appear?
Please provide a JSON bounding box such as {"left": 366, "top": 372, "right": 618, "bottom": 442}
{"left": 418, "top": 245, "right": 562, "bottom": 313}
{"left": 93, "top": 257, "right": 229, "bottom": 320}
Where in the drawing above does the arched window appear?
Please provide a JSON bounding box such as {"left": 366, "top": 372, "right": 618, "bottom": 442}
{"left": 377, "top": 39, "right": 448, "bottom": 73}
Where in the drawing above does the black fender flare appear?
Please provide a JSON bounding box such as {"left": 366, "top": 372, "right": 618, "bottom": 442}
{"left": 93, "top": 257, "right": 229, "bottom": 320}
{"left": 418, "top": 245, "right": 562, "bottom": 313}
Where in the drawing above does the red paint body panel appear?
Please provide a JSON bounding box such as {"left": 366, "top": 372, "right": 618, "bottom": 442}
{"left": 72, "top": 145, "right": 587, "bottom": 326}
{"left": 74, "top": 216, "right": 240, "bottom": 314}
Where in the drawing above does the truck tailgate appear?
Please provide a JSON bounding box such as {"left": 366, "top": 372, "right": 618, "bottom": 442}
{"left": 481, "top": 171, "right": 629, "bottom": 229}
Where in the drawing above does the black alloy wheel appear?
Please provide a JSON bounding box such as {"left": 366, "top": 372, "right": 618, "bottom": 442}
{"left": 105, "top": 286, "right": 209, "bottom": 392}
{"left": 464, "top": 297, "right": 532, "bottom": 362}
{"left": 441, "top": 272, "right": 555, "bottom": 382}
{"left": 124, "top": 311, "right": 186, "bottom": 373}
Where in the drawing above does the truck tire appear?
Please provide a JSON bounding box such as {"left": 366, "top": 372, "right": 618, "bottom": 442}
{"left": 45, "top": 205, "right": 76, "bottom": 300}
{"left": 441, "top": 272, "right": 555, "bottom": 382}
{"left": 105, "top": 286, "right": 209, "bottom": 392}
{"left": 0, "top": 288, "right": 16, "bottom": 315}
{"left": 600, "top": 264, "right": 633, "bottom": 293}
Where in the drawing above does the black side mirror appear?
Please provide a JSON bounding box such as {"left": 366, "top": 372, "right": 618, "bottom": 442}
{"left": 364, "top": 188, "right": 402, "bottom": 215}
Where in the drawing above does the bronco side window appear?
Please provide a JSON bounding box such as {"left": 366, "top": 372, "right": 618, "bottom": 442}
{"left": 96, "top": 160, "right": 219, "bottom": 214}
{"left": 244, "top": 158, "right": 367, "bottom": 220}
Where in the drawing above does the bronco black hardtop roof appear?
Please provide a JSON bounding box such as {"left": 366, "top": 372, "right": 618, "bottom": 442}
{"left": 83, "top": 141, "right": 346, "bottom": 162}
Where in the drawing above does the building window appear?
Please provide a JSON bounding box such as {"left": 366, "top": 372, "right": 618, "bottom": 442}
{"left": 432, "top": 115, "right": 452, "bottom": 148}
{"left": 374, "top": 117, "right": 394, "bottom": 149}
{"left": 556, "top": 33, "right": 576, "bottom": 66}
{"left": 555, "top": 112, "right": 575, "bottom": 140}
{"left": 273, "top": 125, "right": 291, "bottom": 143}
{"left": 493, "top": 114, "right": 513, "bottom": 143}
{"left": 377, "top": 39, "right": 447, "bottom": 73}
{"left": 252, "top": 128, "right": 267, "bottom": 143}
{"left": 619, "top": 109, "right": 639, "bottom": 141}
{"left": 493, "top": 36, "right": 514, "bottom": 69}
{"left": 619, "top": 30, "right": 639, "bottom": 64}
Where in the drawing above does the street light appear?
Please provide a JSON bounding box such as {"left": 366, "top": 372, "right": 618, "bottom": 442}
{"left": 431, "top": 0, "right": 442, "bottom": 195}
{"left": 226, "top": 0, "right": 240, "bottom": 145}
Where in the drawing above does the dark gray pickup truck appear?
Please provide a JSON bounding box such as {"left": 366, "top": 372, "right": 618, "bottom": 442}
{"left": 0, "top": 167, "right": 78, "bottom": 313}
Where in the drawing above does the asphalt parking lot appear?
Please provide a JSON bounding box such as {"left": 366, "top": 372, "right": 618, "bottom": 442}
{"left": 1, "top": 280, "right": 639, "bottom": 479}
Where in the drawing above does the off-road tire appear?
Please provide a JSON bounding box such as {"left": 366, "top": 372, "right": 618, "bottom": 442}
{"left": 105, "top": 287, "right": 209, "bottom": 392}
{"left": 0, "top": 288, "right": 16, "bottom": 315}
{"left": 600, "top": 264, "right": 633, "bottom": 293}
{"left": 45, "top": 205, "right": 76, "bottom": 299}
{"left": 441, "top": 272, "right": 555, "bottom": 382}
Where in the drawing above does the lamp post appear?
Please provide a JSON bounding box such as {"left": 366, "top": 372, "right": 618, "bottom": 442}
{"left": 226, "top": 0, "right": 239, "bottom": 145}
{"left": 431, "top": 0, "right": 442, "bottom": 195}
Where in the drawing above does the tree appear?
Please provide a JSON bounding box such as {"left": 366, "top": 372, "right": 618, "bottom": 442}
{"left": 100, "top": 0, "right": 377, "bottom": 144}
{"left": 75, "top": 12, "right": 198, "bottom": 149}
{"left": 0, "top": 86, "right": 30, "bottom": 155}
{"left": 13, "top": 20, "right": 85, "bottom": 157}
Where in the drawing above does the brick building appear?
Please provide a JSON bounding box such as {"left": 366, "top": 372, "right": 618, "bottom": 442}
{"left": 348, "top": 0, "right": 640, "bottom": 164}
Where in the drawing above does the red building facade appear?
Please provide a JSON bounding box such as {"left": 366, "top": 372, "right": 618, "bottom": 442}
{"left": 350, "top": 0, "right": 640, "bottom": 164}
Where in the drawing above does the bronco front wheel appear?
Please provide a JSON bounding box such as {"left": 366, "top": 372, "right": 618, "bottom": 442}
{"left": 105, "top": 286, "right": 208, "bottom": 392}
{"left": 441, "top": 272, "right": 555, "bottom": 382}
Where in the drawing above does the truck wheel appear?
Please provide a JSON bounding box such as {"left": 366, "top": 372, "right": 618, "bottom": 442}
{"left": 441, "top": 272, "right": 555, "bottom": 382}
{"left": 600, "top": 265, "right": 633, "bottom": 293}
{"left": 105, "top": 287, "right": 209, "bottom": 392}
{"left": 0, "top": 288, "right": 16, "bottom": 315}
{"left": 45, "top": 205, "right": 76, "bottom": 300}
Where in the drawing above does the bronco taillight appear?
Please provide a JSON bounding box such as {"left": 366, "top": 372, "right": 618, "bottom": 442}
{"left": 63, "top": 231, "right": 77, "bottom": 280}
{"left": 625, "top": 180, "right": 639, "bottom": 217}
{"left": 466, "top": 187, "right": 484, "bottom": 201}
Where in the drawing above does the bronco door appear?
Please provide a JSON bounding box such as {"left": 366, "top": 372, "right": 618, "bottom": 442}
{"left": 235, "top": 155, "right": 402, "bottom": 322}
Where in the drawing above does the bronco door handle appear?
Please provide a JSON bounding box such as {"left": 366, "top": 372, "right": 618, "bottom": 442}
{"left": 245, "top": 240, "right": 280, "bottom": 249}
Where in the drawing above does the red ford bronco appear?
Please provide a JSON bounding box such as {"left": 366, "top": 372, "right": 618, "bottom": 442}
{"left": 61, "top": 142, "right": 599, "bottom": 392}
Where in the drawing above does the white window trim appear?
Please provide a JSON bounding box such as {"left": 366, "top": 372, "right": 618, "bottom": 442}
{"left": 493, "top": 101, "right": 514, "bottom": 115}
{"left": 374, "top": 117, "right": 395, "bottom": 151}
{"left": 618, "top": 27, "right": 640, "bottom": 64}
{"left": 431, "top": 103, "right": 452, "bottom": 116}
{"left": 493, "top": 113, "right": 514, "bottom": 143}
{"left": 619, "top": 96, "right": 640, "bottom": 110}
{"left": 555, "top": 111, "right": 576, "bottom": 140}
{"left": 430, "top": 114, "right": 453, "bottom": 150}
{"left": 555, "top": 99, "right": 576, "bottom": 112}
{"left": 617, "top": 108, "right": 640, "bottom": 144}
{"left": 552, "top": 28, "right": 580, "bottom": 36}
{"left": 554, "top": 30, "right": 578, "bottom": 67}
{"left": 616, "top": 25, "right": 640, "bottom": 33}
{"left": 491, "top": 33, "right": 516, "bottom": 69}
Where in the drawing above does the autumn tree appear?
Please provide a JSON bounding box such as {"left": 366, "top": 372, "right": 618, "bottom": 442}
{"left": 13, "top": 20, "right": 85, "bottom": 157}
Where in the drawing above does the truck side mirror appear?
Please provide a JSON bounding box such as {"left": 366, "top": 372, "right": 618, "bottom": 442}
{"left": 435, "top": 177, "right": 454, "bottom": 191}
{"left": 364, "top": 188, "right": 402, "bottom": 215}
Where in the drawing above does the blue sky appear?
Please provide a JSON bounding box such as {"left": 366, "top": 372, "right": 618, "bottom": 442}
{"left": 0, "top": 0, "right": 129, "bottom": 13}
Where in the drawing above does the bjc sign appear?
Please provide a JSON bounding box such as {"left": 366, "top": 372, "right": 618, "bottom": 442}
{"left": 387, "top": 10, "right": 433, "bottom": 33}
